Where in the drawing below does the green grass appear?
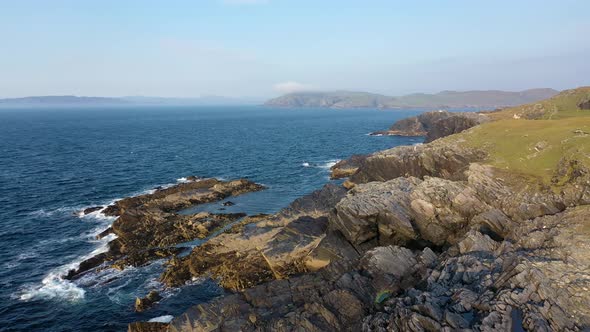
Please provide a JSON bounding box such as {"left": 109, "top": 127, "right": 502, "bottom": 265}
{"left": 443, "top": 87, "right": 590, "bottom": 184}
{"left": 489, "top": 87, "right": 590, "bottom": 120}
{"left": 458, "top": 117, "right": 590, "bottom": 183}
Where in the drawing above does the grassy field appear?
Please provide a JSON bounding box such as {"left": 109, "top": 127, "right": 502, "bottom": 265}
{"left": 460, "top": 117, "right": 590, "bottom": 183}
{"left": 488, "top": 87, "right": 590, "bottom": 120}
{"left": 450, "top": 87, "right": 590, "bottom": 184}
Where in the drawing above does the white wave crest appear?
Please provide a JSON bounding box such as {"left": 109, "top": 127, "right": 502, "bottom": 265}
{"left": 28, "top": 206, "right": 76, "bottom": 218}
{"left": 18, "top": 233, "right": 117, "bottom": 302}
{"left": 301, "top": 159, "right": 339, "bottom": 170}
{"left": 318, "top": 159, "right": 340, "bottom": 169}
{"left": 149, "top": 315, "right": 174, "bottom": 323}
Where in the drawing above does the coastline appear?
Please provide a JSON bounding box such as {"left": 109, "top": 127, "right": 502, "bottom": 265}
{"left": 127, "top": 88, "right": 590, "bottom": 331}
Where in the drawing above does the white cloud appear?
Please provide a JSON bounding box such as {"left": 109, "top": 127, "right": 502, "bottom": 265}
{"left": 273, "top": 81, "right": 314, "bottom": 94}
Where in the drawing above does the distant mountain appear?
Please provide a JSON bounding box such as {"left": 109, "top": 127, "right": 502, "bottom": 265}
{"left": 121, "top": 95, "right": 262, "bottom": 106}
{"left": 0, "top": 95, "right": 130, "bottom": 107}
{"left": 0, "top": 95, "right": 263, "bottom": 107}
{"left": 264, "top": 88, "right": 560, "bottom": 109}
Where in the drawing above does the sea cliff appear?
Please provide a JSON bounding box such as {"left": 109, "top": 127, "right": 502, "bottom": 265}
{"left": 126, "top": 88, "right": 590, "bottom": 331}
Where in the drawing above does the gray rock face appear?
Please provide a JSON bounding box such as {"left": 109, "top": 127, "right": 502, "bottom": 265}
{"left": 425, "top": 112, "right": 488, "bottom": 142}
{"left": 159, "top": 201, "right": 590, "bottom": 332}
{"left": 349, "top": 142, "right": 486, "bottom": 184}
{"left": 330, "top": 154, "right": 368, "bottom": 179}
{"left": 129, "top": 115, "right": 590, "bottom": 331}
{"left": 331, "top": 175, "right": 491, "bottom": 250}
{"left": 371, "top": 111, "right": 489, "bottom": 143}
{"left": 579, "top": 98, "right": 590, "bottom": 110}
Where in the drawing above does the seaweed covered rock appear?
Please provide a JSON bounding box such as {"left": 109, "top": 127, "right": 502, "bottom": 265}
{"left": 65, "top": 178, "right": 264, "bottom": 280}
{"left": 160, "top": 184, "right": 348, "bottom": 289}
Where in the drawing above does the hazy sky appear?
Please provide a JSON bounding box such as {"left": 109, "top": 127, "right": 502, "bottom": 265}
{"left": 1, "top": 0, "right": 589, "bottom": 98}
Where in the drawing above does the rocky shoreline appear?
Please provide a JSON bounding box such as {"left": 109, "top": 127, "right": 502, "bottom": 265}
{"left": 65, "top": 178, "right": 264, "bottom": 281}
{"left": 369, "top": 110, "right": 489, "bottom": 143}
{"left": 122, "top": 88, "right": 590, "bottom": 331}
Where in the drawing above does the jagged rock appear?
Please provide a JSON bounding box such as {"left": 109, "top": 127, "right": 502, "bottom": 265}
{"left": 330, "top": 154, "right": 368, "bottom": 179}
{"left": 331, "top": 176, "right": 489, "bottom": 249}
{"left": 349, "top": 142, "right": 486, "bottom": 184}
{"left": 425, "top": 112, "right": 488, "bottom": 142}
{"left": 96, "top": 226, "right": 114, "bottom": 239}
{"left": 578, "top": 98, "right": 590, "bottom": 110}
{"left": 144, "top": 197, "right": 590, "bottom": 332}
{"left": 128, "top": 322, "right": 168, "bottom": 332}
{"left": 370, "top": 111, "right": 488, "bottom": 143}
{"left": 222, "top": 201, "right": 235, "bottom": 206}
{"left": 160, "top": 184, "right": 347, "bottom": 289}
{"left": 135, "top": 290, "right": 162, "bottom": 312}
{"left": 103, "top": 178, "right": 263, "bottom": 217}
{"left": 457, "top": 230, "right": 498, "bottom": 254}
{"left": 82, "top": 206, "right": 103, "bottom": 215}
{"left": 111, "top": 247, "right": 183, "bottom": 270}
{"left": 136, "top": 151, "right": 590, "bottom": 331}
{"left": 65, "top": 178, "right": 263, "bottom": 280}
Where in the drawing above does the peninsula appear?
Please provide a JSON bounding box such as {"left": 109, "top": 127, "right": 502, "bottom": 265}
{"left": 264, "top": 88, "right": 559, "bottom": 109}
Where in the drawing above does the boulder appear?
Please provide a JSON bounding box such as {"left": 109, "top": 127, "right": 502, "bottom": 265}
{"left": 349, "top": 141, "right": 486, "bottom": 184}
{"left": 330, "top": 154, "right": 368, "bottom": 179}
{"left": 135, "top": 290, "right": 162, "bottom": 312}
{"left": 128, "top": 322, "right": 168, "bottom": 332}
{"left": 578, "top": 98, "right": 590, "bottom": 110}
{"left": 82, "top": 206, "right": 103, "bottom": 215}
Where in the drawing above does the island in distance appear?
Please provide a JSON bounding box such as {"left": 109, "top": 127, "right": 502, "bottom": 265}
{"left": 0, "top": 88, "right": 558, "bottom": 110}
{"left": 264, "top": 88, "right": 558, "bottom": 109}
{"left": 0, "top": 95, "right": 263, "bottom": 107}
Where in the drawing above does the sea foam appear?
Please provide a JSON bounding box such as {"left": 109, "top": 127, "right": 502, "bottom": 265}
{"left": 301, "top": 159, "right": 339, "bottom": 170}
{"left": 18, "top": 233, "right": 117, "bottom": 302}
{"left": 149, "top": 315, "right": 174, "bottom": 323}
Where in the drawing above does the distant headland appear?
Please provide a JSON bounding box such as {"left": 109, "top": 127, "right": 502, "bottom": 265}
{"left": 0, "top": 95, "right": 262, "bottom": 107}
{"left": 264, "top": 88, "right": 559, "bottom": 109}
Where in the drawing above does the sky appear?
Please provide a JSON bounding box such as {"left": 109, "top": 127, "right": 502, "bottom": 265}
{"left": 1, "top": 0, "right": 589, "bottom": 98}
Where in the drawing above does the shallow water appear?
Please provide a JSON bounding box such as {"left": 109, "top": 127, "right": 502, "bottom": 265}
{"left": 0, "top": 105, "right": 431, "bottom": 331}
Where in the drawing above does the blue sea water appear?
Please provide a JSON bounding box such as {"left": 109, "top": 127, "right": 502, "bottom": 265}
{"left": 0, "top": 106, "right": 426, "bottom": 331}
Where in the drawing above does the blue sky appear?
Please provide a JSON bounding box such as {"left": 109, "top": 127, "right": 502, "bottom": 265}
{"left": 1, "top": 0, "right": 589, "bottom": 97}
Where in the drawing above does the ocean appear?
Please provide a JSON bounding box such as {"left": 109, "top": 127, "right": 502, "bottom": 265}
{"left": 0, "top": 105, "right": 426, "bottom": 331}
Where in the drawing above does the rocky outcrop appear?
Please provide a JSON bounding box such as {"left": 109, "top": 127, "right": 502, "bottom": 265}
{"left": 424, "top": 112, "right": 488, "bottom": 142}
{"left": 82, "top": 206, "right": 103, "bottom": 215}
{"left": 579, "top": 98, "right": 590, "bottom": 110}
{"left": 349, "top": 140, "right": 486, "bottom": 183}
{"left": 102, "top": 178, "right": 262, "bottom": 216}
{"left": 159, "top": 183, "right": 348, "bottom": 289}
{"left": 65, "top": 178, "right": 264, "bottom": 280}
{"left": 144, "top": 156, "right": 590, "bottom": 331}
{"left": 135, "top": 291, "right": 162, "bottom": 312}
{"left": 371, "top": 110, "right": 489, "bottom": 143}
{"left": 134, "top": 131, "right": 590, "bottom": 331}
{"left": 127, "top": 322, "right": 169, "bottom": 332}
{"left": 330, "top": 154, "right": 367, "bottom": 179}
{"left": 330, "top": 118, "right": 486, "bottom": 183}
